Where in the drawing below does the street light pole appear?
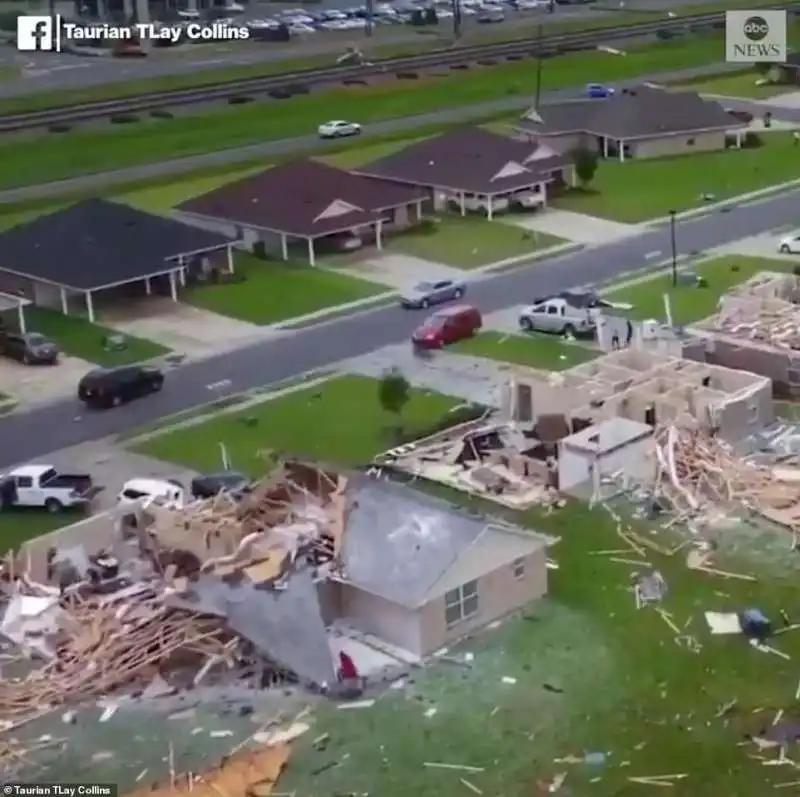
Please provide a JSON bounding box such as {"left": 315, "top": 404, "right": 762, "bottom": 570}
{"left": 669, "top": 209, "right": 678, "bottom": 286}
{"left": 452, "top": 0, "right": 462, "bottom": 40}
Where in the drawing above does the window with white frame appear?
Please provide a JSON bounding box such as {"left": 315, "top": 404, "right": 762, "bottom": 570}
{"left": 444, "top": 580, "right": 479, "bottom": 629}
{"left": 512, "top": 557, "right": 526, "bottom": 580}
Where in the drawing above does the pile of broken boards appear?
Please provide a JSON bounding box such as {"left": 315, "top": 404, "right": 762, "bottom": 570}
{"left": 0, "top": 460, "right": 349, "bottom": 730}
{"left": 651, "top": 423, "right": 800, "bottom": 535}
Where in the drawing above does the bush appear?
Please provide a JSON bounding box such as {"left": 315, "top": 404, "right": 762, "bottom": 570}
{"left": 793, "top": 265, "right": 800, "bottom": 277}
{"left": 396, "top": 404, "right": 488, "bottom": 445}
{"left": 742, "top": 131, "right": 762, "bottom": 148}
{"left": 228, "top": 95, "right": 253, "bottom": 105}
{"left": 656, "top": 28, "right": 673, "bottom": 40}
{"left": 149, "top": 109, "right": 174, "bottom": 119}
{"left": 109, "top": 113, "right": 138, "bottom": 124}
{"left": 48, "top": 124, "right": 72, "bottom": 134}
{"left": 450, "top": 63, "right": 469, "bottom": 70}
{"left": 287, "top": 83, "right": 309, "bottom": 95}
{"left": 396, "top": 71, "right": 418, "bottom": 80}
{"left": 268, "top": 89, "right": 291, "bottom": 99}
{"left": 342, "top": 79, "right": 367, "bottom": 86}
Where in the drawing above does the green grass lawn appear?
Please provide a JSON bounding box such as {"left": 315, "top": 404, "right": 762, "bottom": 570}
{"left": 184, "top": 254, "right": 388, "bottom": 325}
{"left": 388, "top": 216, "right": 563, "bottom": 268}
{"left": 452, "top": 330, "right": 597, "bottom": 369}
{"left": 133, "top": 374, "right": 459, "bottom": 471}
{"left": 129, "top": 363, "right": 800, "bottom": 797}
{"left": 0, "top": 510, "right": 85, "bottom": 553}
{"left": 25, "top": 307, "right": 168, "bottom": 365}
{"left": 555, "top": 133, "right": 800, "bottom": 222}
{"left": 605, "top": 255, "right": 796, "bottom": 325}
{"left": 0, "top": 35, "right": 745, "bottom": 190}
{"left": 671, "top": 70, "right": 788, "bottom": 98}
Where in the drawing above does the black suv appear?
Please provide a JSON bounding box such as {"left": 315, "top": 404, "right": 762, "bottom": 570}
{"left": 78, "top": 364, "right": 164, "bottom": 409}
{"left": 0, "top": 329, "right": 59, "bottom": 365}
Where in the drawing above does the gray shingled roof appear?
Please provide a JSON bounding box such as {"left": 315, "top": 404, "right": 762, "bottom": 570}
{"left": 0, "top": 199, "right": 232, "bottom": 291}
{"left": 520, "top": 86, "right": 746, "bottom": 139}
{"left": 355, "top": 126, "right": 569, "bottom": 194}
{"left": 342, "top": 478, "right": 529, "bottom": 608}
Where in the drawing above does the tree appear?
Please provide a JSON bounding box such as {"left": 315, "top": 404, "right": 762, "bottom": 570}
{"left": 378, "top": 368, "right": 410, "bottom": 425}
{"left": 571, "top": 147, "right": 599, "bottom": 188}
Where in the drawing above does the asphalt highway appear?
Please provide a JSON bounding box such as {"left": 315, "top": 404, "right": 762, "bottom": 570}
{"left": 1, "top": 187, "right": 798, "bottom": 468}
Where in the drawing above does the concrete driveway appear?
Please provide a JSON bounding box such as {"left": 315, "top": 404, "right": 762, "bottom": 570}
{"left": 0, "top": 355, "right": 93, "bottom": 410}
{"left": 335, "top": 254, "right": 467, "bottom": 292}
{"left": 508, "top": 209, "right": 645, "bottom": 244}
{"left": 101, "top": 298, "right": 264, "bottom": 358}
{"left": 20, "top": 440, "right": 198, "bottom": 511}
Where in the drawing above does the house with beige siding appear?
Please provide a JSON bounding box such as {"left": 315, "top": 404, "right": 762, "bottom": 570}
{"left": 515, "top": 86, "right": 748, "bottom": 162}
{"left": 327, "top": 477, "right": 555, "bottom": 658}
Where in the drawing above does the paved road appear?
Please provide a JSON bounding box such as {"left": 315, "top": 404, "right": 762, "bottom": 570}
{"left": 0, "top": 0, "right": 712, "bottom": 94}
{"left": 1, "top": 187, "right": 797, "bottom": 468}
{"left": 0, "top": 61, "right": 742, "bottom": 203}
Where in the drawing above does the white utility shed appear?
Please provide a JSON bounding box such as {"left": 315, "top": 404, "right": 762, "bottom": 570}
{"left": 558, "top": 417, "right": 654, "bottom": 492}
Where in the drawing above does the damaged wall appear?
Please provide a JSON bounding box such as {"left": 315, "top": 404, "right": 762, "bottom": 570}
{"left": 503, "top": 349, "right": 773, "bottom": 442}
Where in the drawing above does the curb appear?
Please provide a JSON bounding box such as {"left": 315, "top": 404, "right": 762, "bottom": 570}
{"left": 478, "top": 242, "right": 585, "bottom": 275}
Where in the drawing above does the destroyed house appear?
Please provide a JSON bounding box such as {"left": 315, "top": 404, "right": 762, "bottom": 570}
{"left": 686, "top": 271, "right": 800, "bottom": 398}
{"left": 6, "top": 461, "right": 554, "bottom": 699}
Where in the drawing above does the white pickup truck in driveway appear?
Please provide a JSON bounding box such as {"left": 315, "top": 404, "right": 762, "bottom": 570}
{"left": 0, "top": 464, "right": 103, "bottom": 513}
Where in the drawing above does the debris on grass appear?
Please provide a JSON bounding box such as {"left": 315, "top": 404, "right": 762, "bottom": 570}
{"left": 424, "top": 762, "right": 486, "bottom": 773}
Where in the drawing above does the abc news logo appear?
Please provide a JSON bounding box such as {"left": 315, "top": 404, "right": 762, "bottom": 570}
{"left": 734, "top": 13, "right": 782, "bottom": 59}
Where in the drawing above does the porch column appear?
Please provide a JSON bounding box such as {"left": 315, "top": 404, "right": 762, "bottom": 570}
{"left": 280, "top": 234, "right": 289, "bottom": 261}
{"left": 540, "top": 182, "right": 548, "bottom": 207}
{"left": 375, "top": 220, "right": 383, "bottom": 250}
{"left": 307, "top": 237, "right": 316, "bottom": 266}
{"left": 59, "top": 286, "right": 68, "bottom": 315}
{"left": 487, "top": 196, "right": 494, "bottom": 221}
{"left": 737, "top": 130, "right": 743, "bottom": 149}
{"left": 144, "top": 277, "right": 152, "bottom": 295}
{"left": 603, "top": 137, "right": 609, "bottom": 158}
{"left": 416, "top": 200, "right": 423, "bottom": 221}
{"left": 168, "top": 270, "right": 178, "bottom": 302}
{"left": 459, "top": 192, "right": 466, "bottom": 216}
{"left": 619, "top": 141, "right": 625, "bottom": 163}
{"left": 226, "top": 246, "right": 235, "bottom": 273}
{"left": 85, "top": 291, "right": 95, "bottom": 323}
{"left": 16, "top": 303, "right": 25, "bottom": 334}
{"left": 177, "top": 255, "right": 186, "bottom": 287}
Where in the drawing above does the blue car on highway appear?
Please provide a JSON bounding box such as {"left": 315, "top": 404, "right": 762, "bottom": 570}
{"left": 586, "top": 83, "right": 614, "bottom": 98}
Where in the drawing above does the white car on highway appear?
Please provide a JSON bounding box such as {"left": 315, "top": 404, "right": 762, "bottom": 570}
{"left": 318, "top": 120, "right": 362, "bottom": 139}
{"left": 778, "top": 234, "right": 800, "bottom": 254}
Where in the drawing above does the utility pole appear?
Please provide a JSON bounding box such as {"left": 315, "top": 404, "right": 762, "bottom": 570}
{"left": 669, "top": 210, "right": 678, "bottom": 286}
{"left": 366, "top": 0, "right": 374, "bottom": 37}
{"left": 534, "top": 18, "right": 543, "bottom": 109}
{"left": 452, "top": 0, "right": 461, "bottom": 40}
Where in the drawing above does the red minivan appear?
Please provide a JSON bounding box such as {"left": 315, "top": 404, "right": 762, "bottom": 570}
{"left": 412, "top": 304, "right": 482, "bottom": 349}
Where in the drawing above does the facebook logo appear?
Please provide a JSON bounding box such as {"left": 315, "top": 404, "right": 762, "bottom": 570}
{"left": 17, "top": 16, "right": 61, "bottom": 52}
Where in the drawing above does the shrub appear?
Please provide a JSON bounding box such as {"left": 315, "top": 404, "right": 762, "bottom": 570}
{"left": 150, "top": 109, "right": 174, "bottom": 119}
{"left": 109, "top": 113, "right": 138, "bottom": 124}
{"left": 48, "top": 124, "right": 71, "bottom": 134}
{"left": 742, "top": 131, "right": 762, "bottom": 148}
{"left": 228, "top": 95, "right": 253, "bottom": 105}
{"left": 396, "top": 71, "right": 418, "bottom": 80}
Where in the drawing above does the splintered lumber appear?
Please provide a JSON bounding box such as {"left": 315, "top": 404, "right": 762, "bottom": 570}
{"left": 125, "top": 744, "right": 292, "bottom": 797}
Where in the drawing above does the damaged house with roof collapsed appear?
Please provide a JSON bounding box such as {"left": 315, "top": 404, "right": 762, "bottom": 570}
{"left": 0, "top": 461, "right": 554, "bottom": 721}
{"left": 375, "top": 348, "right": 774, "bottom": 508}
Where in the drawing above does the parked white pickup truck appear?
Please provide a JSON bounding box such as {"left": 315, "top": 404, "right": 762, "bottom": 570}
{"left": 0, "top": 464, "right": 101, "bottom": 513}
{"left": 117, "top": 478, "right": 186, "bottom": 510}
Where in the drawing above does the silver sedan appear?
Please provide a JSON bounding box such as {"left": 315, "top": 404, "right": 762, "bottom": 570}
{"left": 399, "top": 279, "right": 466, "bottom": 309}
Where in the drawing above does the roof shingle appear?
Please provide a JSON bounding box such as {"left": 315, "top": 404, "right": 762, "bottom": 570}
{"left": 178, "top": 159, "right": 425, "bottom": 238}
{"left": 0, "top": 199, "right": 231, "bottom": 291}
{"left": 519, "top": 86, "right": 745, "bottom": 139}
{"left": 355, "top": 126, "right": 569, "bottom": 194}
